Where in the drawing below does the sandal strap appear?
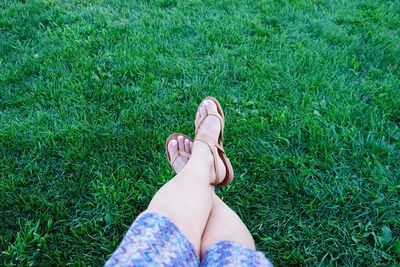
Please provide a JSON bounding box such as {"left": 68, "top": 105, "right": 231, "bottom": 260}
{"left": 195, "top": 133, "right": 225, "bottom": 184}
{"left": 169, "top": 149, "right": 191, "bottom": 167}
{"left": 195, "top": 110, "right": 224, "bottom": 136}
{"left": 179, "top": 151, "right": 191, "bottom": 159}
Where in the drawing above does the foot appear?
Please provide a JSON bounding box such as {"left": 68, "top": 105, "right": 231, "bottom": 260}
{"left": 167, "top": 135, "right": 193, "bottom": 173}
{"left": 195, "top": 100, "right": 226, "bottom": 184}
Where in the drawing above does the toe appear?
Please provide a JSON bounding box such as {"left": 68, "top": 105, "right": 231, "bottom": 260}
{"left": 184, "top": 138, "right": 190, "bottom": 152}
{"left": 177, "top": 135, "right": 185, "bottom": 151}
{"left": 195, "top": 104, "right": 202, "bottom": 128}
{"left": 195, "top": 108, "right": 201, "bottom": 129}
{"left": 189, "top": 141, "right": 193, "bottom": 152}
{"left": 168, "top": 139, "right": 178, "bottom": 156}
{"left": 205, "top": 99, "right": 218, "bottom": 113}
{"left": 199, "top": 101, "right": 208, "bottom": 118}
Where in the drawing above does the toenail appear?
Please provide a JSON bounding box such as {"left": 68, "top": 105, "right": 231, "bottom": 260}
{"left": 169, "top": 140, "right": 177, "bottom": 148}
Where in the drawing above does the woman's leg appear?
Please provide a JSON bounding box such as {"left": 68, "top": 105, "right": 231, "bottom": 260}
{"left": 144, "top": 142, "right": 213, "bottom": 255}
{"left": 200, "top": 189, "right": 256, "bottom": 258}
{"left": 144, "top": 100, "right": 226, "bottom": 255}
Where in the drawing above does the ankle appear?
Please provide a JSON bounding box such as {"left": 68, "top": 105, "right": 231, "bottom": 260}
{"left": 191, "top": 141, "right": 213, "bottom": 162}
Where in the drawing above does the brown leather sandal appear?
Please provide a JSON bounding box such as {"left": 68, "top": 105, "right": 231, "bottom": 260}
{"left": 165, "top": 133, "right": 193, "bottom": 173}
{"left": 194, "top": 96, "right": 234, "bottom": 185}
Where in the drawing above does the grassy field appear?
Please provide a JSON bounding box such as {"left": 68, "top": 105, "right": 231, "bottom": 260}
{"left": 1, "top": 0, "right": 399, "bottom": 265}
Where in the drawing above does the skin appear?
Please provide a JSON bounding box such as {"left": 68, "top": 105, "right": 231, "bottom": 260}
{"left": 143, "top": 100, "right": 255, "bottom": 258}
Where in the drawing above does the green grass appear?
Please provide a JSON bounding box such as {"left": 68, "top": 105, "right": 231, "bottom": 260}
{"left": 1, "top": 0, "right": 399, "bottom": 265}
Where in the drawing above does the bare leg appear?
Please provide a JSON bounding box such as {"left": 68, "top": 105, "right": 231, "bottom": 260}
{"left": 144, "top": 142, "right": 212, "bottom": 255}
{"left": 200, "top": 189, "right": 256, "bottom": 258}
{"left": 144, "top": 100, "right": 226, "bottom": 255}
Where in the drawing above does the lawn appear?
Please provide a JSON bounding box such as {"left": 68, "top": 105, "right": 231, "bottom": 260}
{"left": 1, "top": 0, "right": 399, "bottom": 265}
